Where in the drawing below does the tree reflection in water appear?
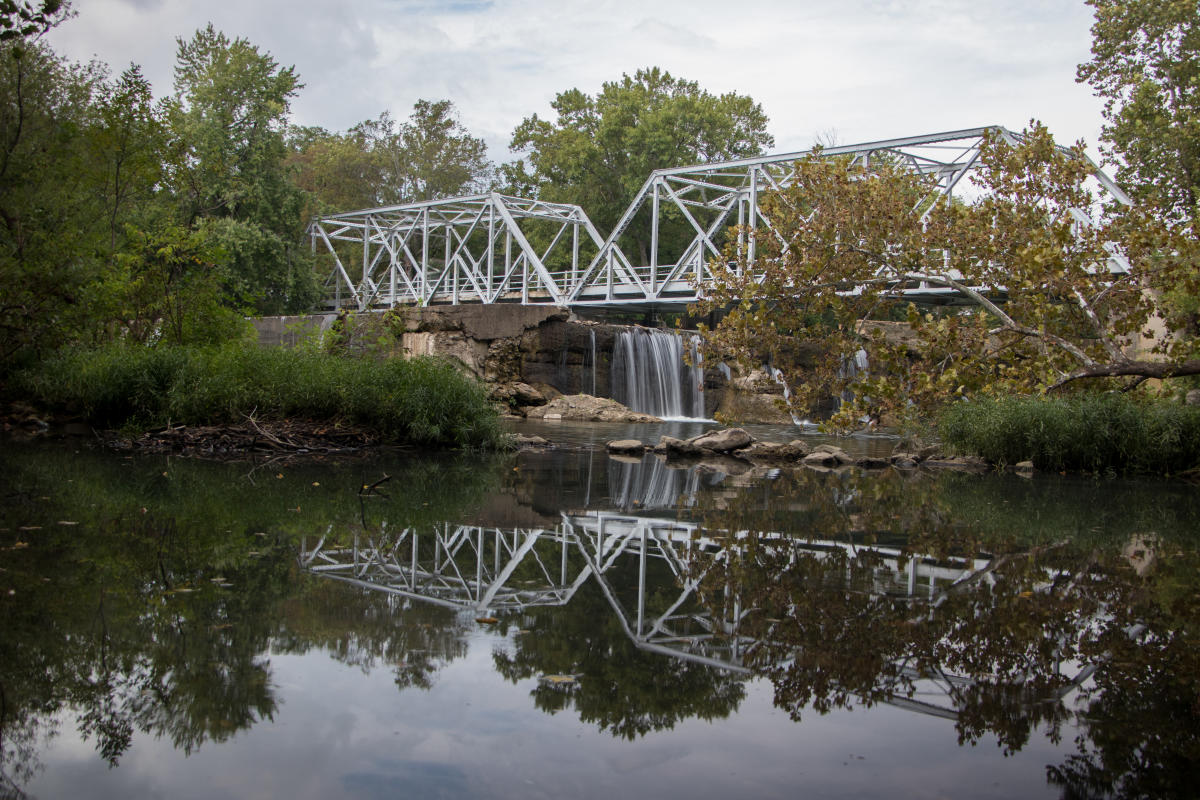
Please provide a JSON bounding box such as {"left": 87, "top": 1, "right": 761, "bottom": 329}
{"left": 3, "top": 440, "right": 1200, "bottom": 799}
{"left": 0, "top": 444, "right": 499, "bottom": 795}
{"left": 685, "top": 467, "right": 1200, "bottom": 799}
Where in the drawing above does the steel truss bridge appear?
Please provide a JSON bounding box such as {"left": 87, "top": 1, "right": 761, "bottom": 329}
{"left": 298, "top": 512, "right": 1094, "bottom": 722}
{"left": 310, "top": 125, "right": 1130, "bottom": 312}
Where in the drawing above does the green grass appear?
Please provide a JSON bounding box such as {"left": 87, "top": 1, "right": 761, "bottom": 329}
{"left": 15, "top": 342, "right": 504, "bottom": 449}
{"left": 938, "top": 394, "right": 1200, "bottom": 475}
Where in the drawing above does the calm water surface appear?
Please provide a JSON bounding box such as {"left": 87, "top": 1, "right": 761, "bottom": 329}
{"left": 1, "top": 421, "right": 1197, "bottom": 799}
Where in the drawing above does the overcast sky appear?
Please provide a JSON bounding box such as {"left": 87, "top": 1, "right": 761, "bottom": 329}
{"left": 46, "top": 0, "right": 1107, "bottom": 163}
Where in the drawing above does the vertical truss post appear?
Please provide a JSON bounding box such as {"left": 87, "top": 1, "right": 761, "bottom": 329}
{"left": 650, "top": 178, "right": 660, "bottom": 296}
{"left": 421, "top": 208, "right": 430, "bottom": 305}
{"left": 487, "top": 203, "right": 495, "bottom": 300}
{"left": 748, "top": 166, "right": 758, "bottom": 269}
{"left": 571, "top": 215, "right": 580, "bottom": 289}
{"left": 447, "top": 222, "right": 457, "bottom": 305}
{"left": 361, "top": 222, "right": 370, "bottom": 311}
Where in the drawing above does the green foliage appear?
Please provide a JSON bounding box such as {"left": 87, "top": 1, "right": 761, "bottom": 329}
{"left": 1078, "top": 1, "right": 1200, "bottom": 338}
{"left": 289, "top": 99, "right": 492, "bottom": 215}
{"left": 509, "top": 67, "right": 772, "bottom": 259}
{"left": 0, "top": 0, "right": 68, "bottom": 41}
{"left": 165, "top": 24, "right": 318, "bottom": 315}
{"left": 696, "top": 124, "right": 1200, "bottom": 432}
{"left": 0, "top": 40, "right": 107, "bottom": 367}
{"left": 1078, "top": 0, "right": 1200, "bottom": 222}
{"left": 938, "top": 394, "right": 1200, "bottom": 475}
{"left": 17, "top": 341, "right": 505, "bottom": 448}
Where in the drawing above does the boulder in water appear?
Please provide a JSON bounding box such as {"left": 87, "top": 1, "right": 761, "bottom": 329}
{"left": 524, "top": 395, "right": 662, "bottom": 423}
{"left": 688, "top": 427, "right": 753, "bottom": 453}
{"left": 655, "top": 435, "right": 704, "bottom": 457}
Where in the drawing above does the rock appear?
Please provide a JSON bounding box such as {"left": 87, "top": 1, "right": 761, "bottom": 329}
{"left": 855, "top": 456, "right": 890, "bottom": 469}
{"left": 1186, "top": 389, "right": 1200, "bottom": 406}
{"left": 740, "top": 440, "right": 811, "bottom": 463}
{"left": 655, "top": 435, "right": 704, "bottom": 457}
{"left": 923, "top": 455, "right": 990, "bottom": 472}
{"left": 688, "top": 427, "right": 753, "bottom": 453}
{"left": 657, "top": 438, "right": 700, "bottom": 455}
{"left": 606, "top": 439, "right": 646, "bottom": 454}
{"left": 889, "top": 452, "right": 917, "bottom": 464}
{"left": 525, "top": 395, "right": 661, "bottom": 423}
{"left": 811, "top": 444, "right": 855, "bottom": 465}
{"left": 1014, "top": 460, "right": 1035, "bottom": 474}
{"left": 786, "top": 439, "right": 813, "bottom": 457}
{"left": 489, "top": 382, "right": 545, "bottom": 407}
{"left": 892, "top": 456, "right": 918, "bottom": 469}
{"left": 916, "top": 444, "right": 943, "bottom": 461}
{"left": 511, "top": 382, "right": 546, "bottom": 406}
{"left": 803, "top": 451, "right": 843, "bottom": 468}
{"left": 738, "top": 441, "right": 785, "bottom": 461}
{"left": 511, "top": 434, "right": 551, "bottom": 450}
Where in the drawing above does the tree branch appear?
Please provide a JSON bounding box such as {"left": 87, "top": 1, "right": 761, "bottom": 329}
{"left": 1047, "top": 359, "right": 1200, "bottom": 391}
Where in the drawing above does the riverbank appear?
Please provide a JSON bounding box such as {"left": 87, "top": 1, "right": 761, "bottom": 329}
{"left": 7, "top": 342, "right": 506, "bottom": 451}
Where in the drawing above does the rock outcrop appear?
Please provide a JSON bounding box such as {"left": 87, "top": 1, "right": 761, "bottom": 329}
{"left": 526, "top": 395, "right": 662, "bottom": 423}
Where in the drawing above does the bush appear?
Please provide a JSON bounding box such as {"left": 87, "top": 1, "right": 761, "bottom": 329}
{"left": 938, "top": 394, "right": 1200, "bottom": 475}
{"left": 16, "top": 342, "right": 504, "bottom": 449}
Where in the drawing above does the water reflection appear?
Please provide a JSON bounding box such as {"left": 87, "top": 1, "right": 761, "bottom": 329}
{"left": 2, "top": 438, "right": 1199, "bottom": 799}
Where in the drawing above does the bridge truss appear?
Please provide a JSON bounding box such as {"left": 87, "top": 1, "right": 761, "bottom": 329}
{"left": 311, "top": 126, "right": 1130, "bottom": 312}
{"left": 311, "top": 193, "right": 604, "bottom": 310}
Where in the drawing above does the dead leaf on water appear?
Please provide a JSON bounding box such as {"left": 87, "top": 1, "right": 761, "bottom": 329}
{"left": 475, "top": 616, "right": 499, "bottom": 624}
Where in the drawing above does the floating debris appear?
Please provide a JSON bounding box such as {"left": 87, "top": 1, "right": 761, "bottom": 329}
{"left": 538, "top": 674, "right": 580, "bottom": 687}
{"left": 475, "top": 616, "right": 499, "bottom": 624}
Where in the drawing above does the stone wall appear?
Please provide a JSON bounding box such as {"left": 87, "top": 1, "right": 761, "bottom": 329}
{"left": 251, "top": 306, "right": 816, "bottom": 421}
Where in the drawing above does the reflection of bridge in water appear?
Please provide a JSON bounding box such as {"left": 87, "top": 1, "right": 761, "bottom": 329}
{"left": 311, "top": 126, "right": 1130, "bottom": 312}
{"left": 299, "top": 513, "right": 1093, "bottom": 721}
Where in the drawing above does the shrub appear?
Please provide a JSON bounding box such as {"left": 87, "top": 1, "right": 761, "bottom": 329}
{"left": 16, "top": 342, "right": 504, "bottom": 449}
{"left": 938, "top": 394, "right": 1200, "bottom": 475}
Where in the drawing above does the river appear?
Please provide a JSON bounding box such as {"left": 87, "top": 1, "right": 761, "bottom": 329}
{"left": 1, "top": 421, "right": 1196, "bottom": 799}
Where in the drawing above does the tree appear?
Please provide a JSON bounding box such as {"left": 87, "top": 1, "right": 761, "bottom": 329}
{"left": 1078, "top": 0, "right": 1200, "bottom": 335}
{"left": 166, "top": 24, "right": 317, "bottom": 315}
{"left": 385, "top": 99, "right": 491, "bottom": 203}
{"left": 1077, "top": 0, "right": 1200, "bottom": 223}
{"left": 287, "top": 123, "right": 385, "bottom": 215}
{"left": 509, "top": 67, "right": 772, "bottom": 261}
{"left": 0, "top": 40, "right": 107, "bottom": 368}
{"left": 290, "top": 100, "right": 492, "bottom": 215}
{"left": 694, "top": 124, "right": 1200, "bottom": 430}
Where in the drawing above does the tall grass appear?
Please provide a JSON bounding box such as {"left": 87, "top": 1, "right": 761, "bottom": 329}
{"left": 16, "top": 342, "right": 504, "bottom": 449}
{"left": 939, "top": 394, "right": 1200, "bottom": 475}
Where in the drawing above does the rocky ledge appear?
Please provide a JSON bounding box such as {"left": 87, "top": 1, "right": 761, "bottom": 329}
{"left": 605, "top": 427, "right": 994, "bottom": 474}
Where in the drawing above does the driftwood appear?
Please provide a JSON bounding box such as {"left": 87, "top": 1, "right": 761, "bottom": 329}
{"left": 110, "top": 417, "right": 381, "bottom": 457}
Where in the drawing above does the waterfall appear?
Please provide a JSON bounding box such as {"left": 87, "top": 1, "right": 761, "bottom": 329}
{"left": 837, "top": 348, "right": 871, "bottom": 408}
{"left": 584, "top": 328, "right": 596, "bottom": 396}
{"left": 769, "top": 367, "right": 806, "bottom": 426}
{"left": 611, "top": 327, "right": 705, "bottom": 419}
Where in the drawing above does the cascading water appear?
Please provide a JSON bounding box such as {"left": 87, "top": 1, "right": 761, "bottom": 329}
{"left": 584, "top": 328, "right": 596, "bottom": 396}
{"left": 611, "top": 327, "right": 705, "bottom": 419}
